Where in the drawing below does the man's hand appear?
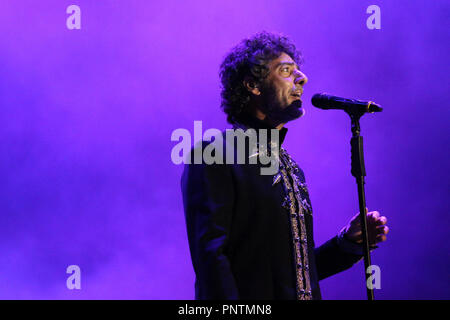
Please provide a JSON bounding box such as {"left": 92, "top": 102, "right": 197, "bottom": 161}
{"left": 342, "top": 209, "right": 389, "bottom": 246}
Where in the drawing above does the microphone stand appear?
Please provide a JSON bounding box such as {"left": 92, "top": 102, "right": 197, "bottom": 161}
{"left": 347, "top": 109, "right": 374, "bottom": 301}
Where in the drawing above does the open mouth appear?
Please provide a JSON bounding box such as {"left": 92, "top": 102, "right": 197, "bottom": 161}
{"left": 291, "top": 90, "right": 303, "bottom": 98}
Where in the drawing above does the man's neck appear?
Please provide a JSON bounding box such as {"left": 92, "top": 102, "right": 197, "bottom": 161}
{"left": 254, "top": 109, "right": 285, "bottom": 130}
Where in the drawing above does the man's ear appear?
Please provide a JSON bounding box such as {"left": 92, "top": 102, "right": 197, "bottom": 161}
{"left": 243, "top": 78, "right": 261, "bottom": 96}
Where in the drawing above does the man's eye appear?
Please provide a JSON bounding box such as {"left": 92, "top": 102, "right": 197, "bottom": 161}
{"left": 281, "top": 67, "right": 290, "bottom": 73}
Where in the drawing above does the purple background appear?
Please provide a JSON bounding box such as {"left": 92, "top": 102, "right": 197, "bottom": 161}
{"left": 0, "top": 0, "right": 449, "bottom": 299}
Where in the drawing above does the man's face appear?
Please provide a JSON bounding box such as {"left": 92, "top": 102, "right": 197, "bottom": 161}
{"left": 257, "top": 52, "right": 308, "bottom": 126}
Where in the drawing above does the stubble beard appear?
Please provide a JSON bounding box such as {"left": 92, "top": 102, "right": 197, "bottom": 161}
{"left": 259, "top": 83, "right": 305, "bottom": 127}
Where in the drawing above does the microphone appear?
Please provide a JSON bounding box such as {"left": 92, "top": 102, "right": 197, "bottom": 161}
{"left": 311, "top": 93, "right": 382, "bottom": 114}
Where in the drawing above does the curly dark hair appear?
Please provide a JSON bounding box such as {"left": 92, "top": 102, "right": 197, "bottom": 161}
{"left": 219, "top": 31, "right": 303, "bottom": 125}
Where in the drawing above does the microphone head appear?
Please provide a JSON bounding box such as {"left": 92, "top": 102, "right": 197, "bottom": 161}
{"left": 312, "top": 92, "right": 383, "bottom": 113}
{"left": 311, "top": 93, "right": 332, "bottom": 110}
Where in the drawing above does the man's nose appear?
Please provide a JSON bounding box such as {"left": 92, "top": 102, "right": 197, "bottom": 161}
{"left": 294, "top": 70, "right": 308, "bottom": 86}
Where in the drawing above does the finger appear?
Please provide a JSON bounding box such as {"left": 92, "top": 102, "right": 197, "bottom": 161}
{"left": 376, "top": 234, "right": 387, "bottom": 242}
{"left": 367, "top": 214, "right": 377, "bottom": 224}
{"left": 374, "top": 226, "right": 388, "bottom": 238}
{"left": 376, "top": 225, "right": 389, "bottom": 235}
{"left": 375, "top": 216, "right": 387, "bottom": 225}
{"left": 368, "top": 211, "right": 380, "bottom": 220}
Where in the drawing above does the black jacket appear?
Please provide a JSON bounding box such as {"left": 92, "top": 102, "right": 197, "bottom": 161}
{"left": 181, "top": 117, "right": 363, "bottom": 300}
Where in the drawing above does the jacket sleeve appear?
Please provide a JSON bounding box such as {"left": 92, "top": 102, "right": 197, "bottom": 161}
{"left": 181, "top": 146, "right": 238, "bottom": 299}
{"left": 314, "top": 235, "right": 364, "bottom": 281}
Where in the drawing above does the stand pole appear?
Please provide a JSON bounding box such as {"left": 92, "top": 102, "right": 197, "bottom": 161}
{"left": 349, "top": 113, "right": 374, "bottom": 301}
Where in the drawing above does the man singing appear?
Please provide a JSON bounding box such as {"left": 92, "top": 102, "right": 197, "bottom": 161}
{"left": 181, "top": 31, "right": 389, "bottom": 300}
